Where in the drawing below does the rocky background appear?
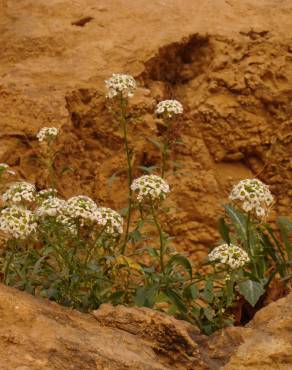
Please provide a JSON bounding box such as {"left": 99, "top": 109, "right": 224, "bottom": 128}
{"left": 1, "top": 0, "right": 292, "bottom": 260}
{"left": 0, "top": 1, "right": 292, "bottom": 368}
{"left": 1, "top": 283, "right": 292, "bottom": 369}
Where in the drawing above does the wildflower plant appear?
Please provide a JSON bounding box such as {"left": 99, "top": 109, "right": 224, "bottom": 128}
{"left": 0, "top": 73, "right": 291, "bottom": 336}
{"left": 105, "top": 73, "right": 137, "bottom": 253}
{"left": 36, "top": 126, "right": 59, "bottom": 188}
{"left": 208, "top": 243, "right": 250, "bottom": 270}
{"left": 152, "top": 99, "right": 184, "bottom": 177}
{"left": 2, "top": 181, "right": 36, "bottom": 204}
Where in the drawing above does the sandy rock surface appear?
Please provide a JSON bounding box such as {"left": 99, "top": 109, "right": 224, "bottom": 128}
{"left": 1, "top": 283, "right": 292, "bottom": 369}
{"left": 0, "top": 283, "right": 204, "bottom": 369}
{"left": 1, "top": 0, "right": 292, "bottom": 257}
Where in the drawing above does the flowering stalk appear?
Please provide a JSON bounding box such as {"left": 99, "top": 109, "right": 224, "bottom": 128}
{"left": 105, "top": 74, "right": 137, "bottom": 255}
{"left": 47, "top": 144, "right": 56, "bottom": 189}
{"left": 120, "top": 95, "right": 133, "bottom": 254}
{"left": 37, "top": 127, "right": 59, "bottom": 189}
{"left": 3, "top": 240, "right": 16, "bottom": 284}
{"left": 155, "top": 100, "right": 183, "bottom": 178}
{"left": 150, "top": 204, "right": 165, "bottom": 274}
{"left": 161, "top": 118, "right": 172, "bottom": 178}
{"left": 245, "top": 212, "right": 260, "bottom": 278}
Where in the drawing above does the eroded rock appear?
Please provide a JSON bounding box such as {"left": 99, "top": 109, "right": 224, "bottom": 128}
{"left": 0, "top": 1, "right": 291, "bottom": 262}
{"left": 1, "top": 283, "right": 291, "bottom": 369}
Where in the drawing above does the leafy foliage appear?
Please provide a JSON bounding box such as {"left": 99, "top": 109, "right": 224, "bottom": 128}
{"left": 0, "top": 79, "right": 291, "bottom": 336}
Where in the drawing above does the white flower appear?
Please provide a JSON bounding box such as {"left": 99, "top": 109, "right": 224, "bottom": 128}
{"left": 0, "top": 206, "right": 37, "bottom": 239}
{"left": 105, "top": 73, "right": 136, "bottom": 99}
{"left": 36, "top": 188, "right": 58, "bottom": 203}
{"left": 56, "top": 214, "right": 78, "bottom": 235}
{"left": 63, "top": 195, "right": 98, "bottom": 225}
{"left": 0, "top": 163, "right": 9, "bottom": 171}
{"left": 131, "top": 175, "right": 170, "bottom": 203}
{"left": 2, "top": 182, "right": 36, "bottom": 204}
{"left": 36, "top": 197, "right": 66, "bottom": 218}
{"left": 93, "top": 207, "right": 123, "bottom": 235}
{"left": 208, "top": 243, "right": 250, "bottom": 270}
{"left": 37, "top": 127, "right": 59, "bottom": 143}
{"left": 155, "top": 100, "right": 183, "bottom": 118}
{"left": 229, "top": 178, "right": 274, "bottom": 217}
{"left": 0, "top": 163, "right": 15, "bottom": 176}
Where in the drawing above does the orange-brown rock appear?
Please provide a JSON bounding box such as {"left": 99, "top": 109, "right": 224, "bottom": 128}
{"left": 0, "top": 283, "right": 211, "bottom": 369}
{"left": 1, "top": 283, "right": 292, "bottom": 369}
{"left": 1, "top": 0, "right": 291, "bottom": 260}
{"left": 222, "top": 291, "right": 292, "bottom": 369}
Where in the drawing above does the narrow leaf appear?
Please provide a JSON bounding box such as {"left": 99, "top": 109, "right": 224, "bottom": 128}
{"left": 166, "top": 254, "right": 192, "bottom": 278}
{"left": 218, "top": 217, "right": 230, "bottom": 244}
{"left": 238, "top": 280, "right": 265, "bottom": 307}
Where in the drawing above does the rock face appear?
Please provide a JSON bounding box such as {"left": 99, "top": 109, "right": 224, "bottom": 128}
{"left": 0, "top": 283, "right": 292, "bottom": 369}
{"left": 223, "top": 291, "right": 292, "bottom": 369}
{"left": 0, "top": 284, "right": 200, "bottom": 369}
{"left": 1, "top": 0, "right": 292, "bottom": 258}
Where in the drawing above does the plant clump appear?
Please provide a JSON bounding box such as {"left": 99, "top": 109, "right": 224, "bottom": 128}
{"left": 0, "top": 73, "right": 291, "bottom": 335}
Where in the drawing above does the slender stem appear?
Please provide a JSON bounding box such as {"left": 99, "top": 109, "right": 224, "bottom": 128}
{"left": 120, "top": 95, "right": 133, "bottom": 254}
{"left": 161, "top": 143, "right": 168, "bottom": 178}
{"left": 161, "top": 119, "right": 172, "bottom": 178}
{"left": 85, "top": 225, "right": 108, "bottom": 264}
{"left": 4, "top": 241, "right": 15, "bottom": 284}
{"left": 151, "top": 204, "right": 165, "bottom": 274}
{"left": 246, "top": 213, "right": 258, "bottom": 277}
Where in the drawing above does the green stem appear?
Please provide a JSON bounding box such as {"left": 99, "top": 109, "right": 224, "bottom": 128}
{"left": 85, "top": 225, "right": 108, "bottom": 264}
{"left": 161, "top": 143, "right": 168, "bottom": 178}
{"left": 246, "top": 213, "right": 258, "bottom": 277}
{"left": 161, "top": 119, "right": 172, "bottom": 178}
{"left": 120, "top": 96, "right": 133, "bottom": 254}
{"left": 151, "top": 204, "right": 165, "bottom": 274}
{"left": 45, "top": 141, "right": 55, "bottom": 189}
{"left": 4, "top": 242, "right": 15, "bottom": 284}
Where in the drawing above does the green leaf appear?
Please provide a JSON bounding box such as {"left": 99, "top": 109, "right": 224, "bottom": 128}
{"left": 203, "top": 307, "right": 214, "bottom": 321}
{"left": 202, "top": 278, "right": 214, "bottom": 303}
{"left": 109, "top": 291, "right": 124, "bottom": 304}
{"left": 129, "top": 229, "right": 143, "bottom": 243}
{"left": 138, "top": 165, "right": 158, "bottom": 174}
{"left": 107, "top": 169, "right": 123, "bottom": 187}
{"left": 238, "top": 280, "right": 265, "bottom": 307}
{"left": 226, "top": 279, "right": 235, "bottom": 306}
{"left": 166, "top": 254, "right": 192, "bottom": 278}
{"left": 134, "top": 286, "right": 157, "bottom": 308}
{"left": 184, "top": 284, "right": 199, "bottom": 300}
{"left": 147, "top": 247, "right": 159, "bottom": 257}
{"left": 277, "top": 216, "right": 292, "bottom": 258}
{"left": 224, "top": 204, "right": 247, "bottom": 245}
{"left": 61, "top": 166, "right": 74, "bottom": 175}
{"left": 118, "top": 206, "right": 129, "bottom": 217}
{"left": 148, "top": 137, "right": 162, "bottom": 149}
{"left": 218, "top": 217, "right": 230, "bottom": 245}
{"left": 164, "top": 288, "right": 187, "bottom": 313}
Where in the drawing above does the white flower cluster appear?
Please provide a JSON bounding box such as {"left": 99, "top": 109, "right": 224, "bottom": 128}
{"left": 36, "top": 197, "right": 66, "bottom": 218}
{"left": 93, "top": 207, "right": 123, "bottom": 235}
{"left": 105, "top": 73, "right": 136, "bottom": 99}
{"left": 56, "top": 214, "right": 78, "bottom": 235}
{"left": 2, "top": 182, "right": 36, "bottom": 204}
{"left": 0, "top": 163, "right": 15, "bottom": 176}
{"left": 36, "top": 127, "right": 59, "bottom": 143}
{"left": 0, "top": 163, "right": 9, "bottom": 171}
{"left": 208, "top": 243, "right": 250, "bottom": 270}
{"left": 229, "top": 178, "right": 273, "bottom": 217}
{"left": 131, "top": 175, "right": 170, "bottom": 203}
{"left": 155, "top": 100, "right": 183, "bottom": 118}
{"left": 0, "top": 206, "right": 37, "bottom": 239}
{"left": 36, "top": 188, "right": 58, "bottom": 203}
{"left": 63, "top": 195, "right": 98, "bottom": 224}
